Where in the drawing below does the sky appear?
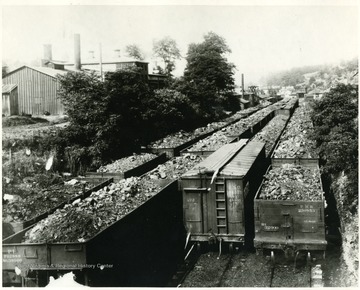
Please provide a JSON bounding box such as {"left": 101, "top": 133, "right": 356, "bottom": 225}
{"left": 2, "top": 0, "right": 359, "bottom": 86}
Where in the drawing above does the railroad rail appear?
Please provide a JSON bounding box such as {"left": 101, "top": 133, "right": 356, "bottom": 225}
{"left": 178, "top": 248, "right": 323, "bottom": 287}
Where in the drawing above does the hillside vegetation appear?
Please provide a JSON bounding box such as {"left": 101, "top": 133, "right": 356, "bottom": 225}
{"left": 265, "top": 58, "right": 358, "bottom": 89}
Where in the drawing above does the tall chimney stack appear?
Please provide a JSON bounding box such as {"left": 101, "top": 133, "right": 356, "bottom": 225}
{"left": 44, "top": 44, "right": 52, "bottom": 61}
{"left": 74, "top": 34, "right": 81, "bottom": 70}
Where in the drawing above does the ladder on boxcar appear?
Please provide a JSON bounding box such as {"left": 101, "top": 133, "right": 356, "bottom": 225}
{"left": 215, "top": 178, "right": 227, "bottom": 234}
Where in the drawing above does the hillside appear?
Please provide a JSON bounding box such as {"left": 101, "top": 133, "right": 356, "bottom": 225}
{"left": 264, "top": 58, "right": 358, "bottom": 89}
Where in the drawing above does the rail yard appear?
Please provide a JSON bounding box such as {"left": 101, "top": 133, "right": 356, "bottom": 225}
{"left": 2, "top": 96, "right": 346, "bottom": 287}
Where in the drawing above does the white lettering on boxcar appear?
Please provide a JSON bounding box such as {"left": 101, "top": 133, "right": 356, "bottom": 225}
{"left": 298, "top": 209, "right": 316, "bottom": 213}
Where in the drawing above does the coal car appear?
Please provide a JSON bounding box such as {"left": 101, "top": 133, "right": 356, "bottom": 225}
{"left": 253, "top": 161, "right": 327, "bottom": 262}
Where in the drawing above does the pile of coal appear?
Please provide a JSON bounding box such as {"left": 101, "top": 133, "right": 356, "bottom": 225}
{"left": 23, "top": 154, "right": 204, "bottom": 243}
{"left": 3, "top": 179, "right": 93, "bottom": 223}
{"left": 273, "top": 106, "right": 318, "bottom": 158}
{"left": 259, "top": 164, "right": 323, "bottom": 201}
{"left": 149, "top": 121, "right": 226, "bottom": 149}
{"left": 221, "top": 120, "right": 248, "bottom": 137}
{"left": 97, "top": 153, "right": 157, "bottom": 173}
{"left": 149, "top": 108, "right": 262, "bottom": 149}
{"left": 185, "top": 131, "right": 234, "bottom": 152}
{"left": 252, "top": 115, "right": 288, "bottom": 155}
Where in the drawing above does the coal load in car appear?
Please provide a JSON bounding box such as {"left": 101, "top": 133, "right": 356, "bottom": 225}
{"left": 22, "top": 154, "right": 204, "bottom": 243}
{"left": 273, "top": 106, "right": 318, "bottom": 159}
{"left": 96, "top": 153, "right": 158, "bottom": 173}
{"left": 251, "top": 115, "right": 289, "bottom": 157}
{"left": 258, "top": 164, "right": 323, "bottom": 201}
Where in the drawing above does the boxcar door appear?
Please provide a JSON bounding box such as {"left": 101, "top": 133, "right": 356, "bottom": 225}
{"left": 183, "top": 188, "right": 208, "bottom": 234}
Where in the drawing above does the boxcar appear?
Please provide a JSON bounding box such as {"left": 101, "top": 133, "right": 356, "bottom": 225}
{"left": 253, "top": 162, "right": 327, "bottom": 261}
{"left": 180, "top": 139, "right": 266, "bottom": 250}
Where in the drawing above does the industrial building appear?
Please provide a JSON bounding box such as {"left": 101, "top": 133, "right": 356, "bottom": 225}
{"left": 2, "top": 66, "right": 67, "bottom": 115}
{"left": 2, "top": 34, "right": 167, "bottom": 116}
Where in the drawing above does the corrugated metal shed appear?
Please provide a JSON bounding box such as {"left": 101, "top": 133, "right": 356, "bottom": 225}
{"left": 2, "top": 66, "right": 67, "bottom": 115}
{"left": 181, "top": 139, "right": 248, "bottom": 177}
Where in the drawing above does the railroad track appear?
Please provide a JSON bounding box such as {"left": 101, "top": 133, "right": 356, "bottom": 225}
{"left": 176, "top": 249, "right": 323, "bottom": 287}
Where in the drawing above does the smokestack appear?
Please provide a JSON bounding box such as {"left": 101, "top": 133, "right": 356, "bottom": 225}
{"left": 43, "top": 44, "right": 52, "bottom": 60}
{"left": 74, "top": 34, "right": 81, "bottom": 70}
{"left": 241, "top": 73, "right": 245, "bottom": 98}
{"left": 114, "top": 49, "right": 121, "bottom": 58}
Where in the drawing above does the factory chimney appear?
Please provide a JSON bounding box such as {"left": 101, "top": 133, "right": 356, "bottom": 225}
{"left": 41, "top": 44, "right": 52, "bottom": 67}
{"left": 74, "top": 34, "right": 81, "bottom": 70}
{"left": 241, "top": 73, "right": 245, "bottom": 98}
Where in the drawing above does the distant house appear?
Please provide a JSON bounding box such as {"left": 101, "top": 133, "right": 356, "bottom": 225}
{"left": 307, "top": 88, "right": 324, "bottom": 100}
{"left": 2, "top": 65, "right": 68, "bottom": 115}
{"left": 258, "top": 94, "right": 270, "bottom": 105}
{"left": 2, "top": 84, "right": 18, "bottom": 116}
{"left": 240, "top": 98, "right": 250, "bottom": 110}
{"left": 242, "top": 92, "right": 259, "bottom": 107}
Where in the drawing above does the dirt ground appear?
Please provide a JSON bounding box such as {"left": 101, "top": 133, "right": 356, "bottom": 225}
{"left": 2, "top": 116, "right": 68, "bottom": 141}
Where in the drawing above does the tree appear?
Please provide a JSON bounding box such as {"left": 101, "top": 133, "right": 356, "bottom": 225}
{"left": 125, "top": 44, "right": 144, "bottom": 60}
{"left": 310, "top": 84, "right": 358, "bottom": 213}
{"left": 181, "top": 32, "right": 236, "bottom": 117}
{"left": 144, "top": 89, "right": 196, "bottom": 137}
{"left": 56, "top": 67, "right": 153, "bottom": 170}
{"left": 153, "top": 36, "right": 181, "bottom": 76}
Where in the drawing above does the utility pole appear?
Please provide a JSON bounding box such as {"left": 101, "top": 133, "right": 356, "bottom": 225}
{"left": 99, "top": 43, "right": 103, "bottom": 81}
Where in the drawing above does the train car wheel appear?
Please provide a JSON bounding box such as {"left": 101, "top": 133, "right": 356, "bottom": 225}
{"left": 271, "top": 251, "right": 275, "bottom": 265}
{"left": 306, "top": 252, "right": 312, "bottom": 266}
{"left": 256, "top": 248, "right": 263, "bottom": 256}
{"left": 229, "top": 243, "right": 234, "bottom": 253}
{"left": 196, "top": 242, "right": 201, "bottom": 252}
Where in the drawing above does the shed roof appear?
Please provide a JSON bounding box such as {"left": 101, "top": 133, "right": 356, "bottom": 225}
{"left": 221, "top": 140, "right": 265, "bottom": 176}
{"left": 308, "top": 88, "right": 324, "bottom": 95}
{"left": 27, "top": 66, "right": 69, "bottom": 78}
{"left": 4, "top": 65, "right": 69, "bottom": 79}
{"left": 2, "top": 84, "right": 17, "bottom": 94}
{"left": 181, "top": 139, "right": 248, "bottom": 178}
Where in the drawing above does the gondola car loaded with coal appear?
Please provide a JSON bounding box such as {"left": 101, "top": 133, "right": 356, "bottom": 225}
{"left": 253, "top": 161, "right": 327, "bottom": 263}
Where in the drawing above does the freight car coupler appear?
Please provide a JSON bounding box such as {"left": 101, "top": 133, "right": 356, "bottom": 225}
{"left": 283, "top": 247, "right": 295, "bottom": 259}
